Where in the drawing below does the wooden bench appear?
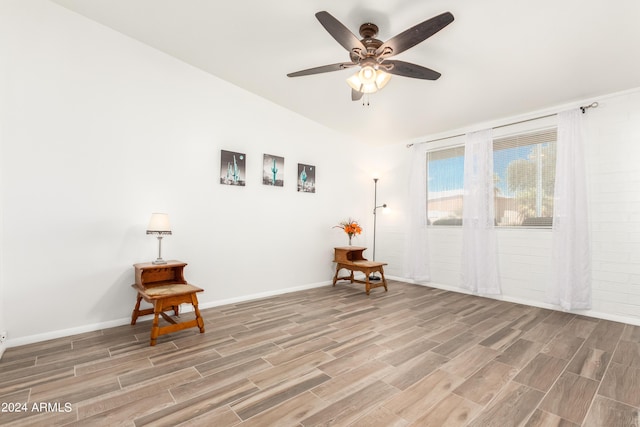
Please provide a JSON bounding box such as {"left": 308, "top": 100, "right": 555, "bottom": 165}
{"left": 332, "top": 247, "right": 388, "bottom": 295}
{"left": 130, "top": 261, "right": 205, "bottom": 346}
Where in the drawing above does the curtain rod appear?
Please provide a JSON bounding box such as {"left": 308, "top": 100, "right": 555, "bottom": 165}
{"left": 406, "top": 101, "right": 598, "bottom": 148}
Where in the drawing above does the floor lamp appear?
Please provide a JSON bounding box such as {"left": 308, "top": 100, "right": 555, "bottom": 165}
{"left": 371, "top": 178, "right": 387, "bottom": 280}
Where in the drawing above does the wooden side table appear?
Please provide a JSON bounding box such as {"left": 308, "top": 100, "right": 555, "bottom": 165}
{"left": 332, "top": 247, "right": 388, "bottom": 295}
{"left": 130, "top": 260, "right": 205, "bottom": 346}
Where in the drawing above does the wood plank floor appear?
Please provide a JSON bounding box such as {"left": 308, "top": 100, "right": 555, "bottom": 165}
{"left": 2, "top": 281, "right": 640, "bottom": 426}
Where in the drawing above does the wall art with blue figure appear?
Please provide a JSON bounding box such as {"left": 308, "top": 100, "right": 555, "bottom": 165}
{"left": 220, "top": 149, "right": 246, "bottom": 186}
{"left": 297, "top": 163, "right": 316, "bottom": 193}
{"left": 263, "top": 154, "right": 284, "bottom": 187}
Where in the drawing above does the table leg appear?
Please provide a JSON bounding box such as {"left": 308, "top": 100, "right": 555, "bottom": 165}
{"left": 365, "top": 270, "right": 371, "bottom": 295}
{"left": 150, "top": 300, "right": 162, "bottom": 346}
{"left": 191, "top": 294, "right": 205, "bottom": 333}
{"left": 380, "top": 267, "right": 388, "bottom": 291}
{"left": 131, "top": 294, "right": 143, "bottom": 325}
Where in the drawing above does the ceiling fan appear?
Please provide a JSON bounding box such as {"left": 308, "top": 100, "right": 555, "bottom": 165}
{"left": 287, "top": 11, "right": 455, "bottom": 101}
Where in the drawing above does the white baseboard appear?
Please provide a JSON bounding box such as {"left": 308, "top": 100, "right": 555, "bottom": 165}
{"left": 2, "top": 280, "right": 332, "bottom": 349}
{"left": 4, "top": 316, "right": 134, "bottom": 349}
{"left": 396, "top": 276, "right": 640, "bottom": 327}
{"left": 197, "top": 280, "right": 331, "bottom": 311}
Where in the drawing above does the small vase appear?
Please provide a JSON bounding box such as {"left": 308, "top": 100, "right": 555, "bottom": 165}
{"left": 348, "top": 234, "right": 352, "bottom": 245}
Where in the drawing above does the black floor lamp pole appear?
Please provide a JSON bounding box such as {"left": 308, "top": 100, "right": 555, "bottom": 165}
{"left": 373, "top": 178, "right": 378, "bottom": 262}
{"left": 371, "top": 178, "right": 387, "bottom": 280}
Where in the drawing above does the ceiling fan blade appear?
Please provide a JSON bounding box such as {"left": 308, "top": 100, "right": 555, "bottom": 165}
{"left": 376, "top": 12, "right": 454, "bottom": 58}
{"left": 351, "top": 89, "right": 364, "bottom": 101}
{"left": 287, "top": 62, "right": 356, "bottom": 77}
{"left": 315, "top": 11, "right": 366, "bottom": 56}
{"left": 384, "top": 60, "right": 441, "bottom": 80}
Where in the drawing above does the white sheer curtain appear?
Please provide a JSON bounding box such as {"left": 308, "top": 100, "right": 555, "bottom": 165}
{"left": 462, "top": 129, "right": 501, "bottom": 294}
{"left": 548, "top": 109, "right": 591, "bottom": 310}
{"left": 404, "top": 144, "right": 430, "bottom": 282}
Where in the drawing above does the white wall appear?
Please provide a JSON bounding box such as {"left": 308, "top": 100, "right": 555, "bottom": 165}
{"left": 587, "top": 91, "right": 640, "bottom": 319}
{"left": 0, "top": 0, "right": 370, "bottom": 346}
{"left": 375, "top": 89, "right": 640, "bottom": 325}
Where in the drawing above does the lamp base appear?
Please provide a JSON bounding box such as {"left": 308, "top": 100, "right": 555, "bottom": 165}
{"left": 152, "top": 235, "right": 167, "bottom": 265}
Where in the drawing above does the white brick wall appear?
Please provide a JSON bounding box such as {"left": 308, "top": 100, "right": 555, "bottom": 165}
{"left": 587, "top": 90, "right": 640, "bottom": 322}
{"left": 378, "top": 88, "right": 640, "bottom": 325}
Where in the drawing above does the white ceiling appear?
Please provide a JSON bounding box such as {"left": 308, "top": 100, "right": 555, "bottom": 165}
{"left": 52, "top": 0, "right": 640, "bottom": 145}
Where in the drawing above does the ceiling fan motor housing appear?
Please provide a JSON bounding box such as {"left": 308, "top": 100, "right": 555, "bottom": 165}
{"left": 350, "top": 23, "right": 384, "bottom": 63}
{"left": 359, "top": 23, "right": 378, "bottom": 38}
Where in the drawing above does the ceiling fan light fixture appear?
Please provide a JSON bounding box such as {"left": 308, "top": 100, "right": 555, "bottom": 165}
{"left": 359, "top": 65, "right": 377, "bottom": 84}
{"left": 346, "top": 68, "right": 391, "bottom": 94}
{"left": 374, "top": 70, "right": 391, "bottom": 89}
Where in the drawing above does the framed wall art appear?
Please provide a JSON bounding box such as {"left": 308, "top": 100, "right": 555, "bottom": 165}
{"left": 297, "top": 163, "right": 316, "bottom": 193}
{"left": 263, "top": 154, "right": 284, "bottom": 187}
{"left": 220, "top": 150, "right": 246, "bottom": 186}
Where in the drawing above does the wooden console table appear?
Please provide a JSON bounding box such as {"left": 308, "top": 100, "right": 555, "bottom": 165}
{"left": 332, "top": 246, "right": 388, "bottom": 295}
{"left": 131, "top": 260, "right": 205, "bottom": 346}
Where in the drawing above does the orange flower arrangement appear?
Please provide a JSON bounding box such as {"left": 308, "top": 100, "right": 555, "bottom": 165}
{"left": 334, "top": 218, "right": 362, "bottom": 244}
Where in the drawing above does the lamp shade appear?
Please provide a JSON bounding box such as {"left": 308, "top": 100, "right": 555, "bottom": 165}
{"left": 358, "top": 66, "right": 377, "bottom": 84}
{"left": 346, "top": 68, "right": 391, "bottom": 94}
{"left": 146, "top": 213, "right": 171, "bottom": 234}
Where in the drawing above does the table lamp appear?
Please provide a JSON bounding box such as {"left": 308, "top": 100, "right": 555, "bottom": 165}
{"left": 146, "top": 213, "right": 171, "bottom": 265}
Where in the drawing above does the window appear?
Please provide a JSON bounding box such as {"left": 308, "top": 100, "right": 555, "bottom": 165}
{"left": 493, "top": 128, "right": 557, "bottom": 227}
{"left": 427, "top": 146, "right": 465, "bottom": 225}
{"left": 426, "top": 128, "right": 557, "bottom": 227}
